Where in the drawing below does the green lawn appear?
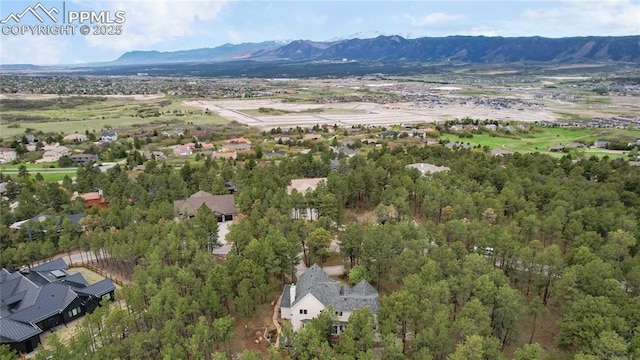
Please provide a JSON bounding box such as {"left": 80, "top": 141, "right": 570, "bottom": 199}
{"left": 0, "top": 163, "right": 77, "bottom": 182}
{"left": 0, "top": 162, "right": 62, "bottom": 170}
{"left": 443, "top": 127, "right": 640, "bottom": 158}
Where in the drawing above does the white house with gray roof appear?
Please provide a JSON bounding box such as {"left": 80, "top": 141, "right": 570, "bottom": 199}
{"left": 280, "top": 264, "right": 379, "bottom": 333}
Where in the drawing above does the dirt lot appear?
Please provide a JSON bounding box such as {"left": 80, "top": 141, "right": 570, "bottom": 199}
{"left": 185, "top": 98, "right": 556, "bottom": 130}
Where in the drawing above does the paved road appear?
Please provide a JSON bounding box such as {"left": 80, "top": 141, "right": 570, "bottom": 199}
{"left": 31, "top": 249, "right": 100, "bottom": 267}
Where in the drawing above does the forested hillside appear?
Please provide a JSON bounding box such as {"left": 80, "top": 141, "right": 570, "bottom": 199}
{"left": 1, "top": 143, "right": 639, "bottom": 359}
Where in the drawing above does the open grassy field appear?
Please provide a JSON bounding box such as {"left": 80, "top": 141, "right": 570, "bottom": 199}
{"left": 0, "top": 162, "right": 77, "bottom": 181}
{"left": 443, "top": 127, "right": 640, "bottom": 158}
{"left": 0, "top": 95, "right": 228, "bottom": 138}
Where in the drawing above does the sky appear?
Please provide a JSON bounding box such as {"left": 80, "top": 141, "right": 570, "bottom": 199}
{"left": 0, "top": 0, "right": 638, "bottom": 65}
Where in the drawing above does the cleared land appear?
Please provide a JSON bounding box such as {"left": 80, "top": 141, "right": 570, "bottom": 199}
{"left": 184, "top": 98, "right": 556, "bottom": 129}
{"left": 0, "top": 95, "right": 227, "bottom": 138}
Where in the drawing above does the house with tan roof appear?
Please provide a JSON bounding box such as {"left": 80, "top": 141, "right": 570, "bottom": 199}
{"left": 0, "top": 148, "right": 17, "bottom": 163}
{"left": 70, "top": 190, "right": 108, "bottom": 209}
{"left": 173, "top": 191, "right": 236, "bottom": 222}
{"left": 37, "top": 145, "right": 69, "bottom": 163}
{"left": 173, "top": 143, "right": 194, "bottom": 156}
{"left": 62, "top": 133, "right": 88, "bottom": 143}
{"left": 211, "top": 151, "right": 237, "bottom": 160}
{"left": 221, "top": 143, "right": 251, "bottom": 152}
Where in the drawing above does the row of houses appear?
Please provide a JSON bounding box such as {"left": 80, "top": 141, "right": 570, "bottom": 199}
{"left": 0, "top": 146, "right": 97, "bottom": 165}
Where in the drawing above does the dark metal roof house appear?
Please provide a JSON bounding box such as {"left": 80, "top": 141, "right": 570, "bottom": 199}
{"left": 0, "top": 259, "right": 115, "bottom": 354}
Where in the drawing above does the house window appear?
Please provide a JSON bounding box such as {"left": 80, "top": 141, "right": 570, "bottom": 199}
{"left": 299, "top": 309, "right": 308, "bottom": 314}
{"left": 68, "top": 307, "right": 80, "bottom": 318}
{"left": 335, "top": 311, "right": 343, "bottom": 317}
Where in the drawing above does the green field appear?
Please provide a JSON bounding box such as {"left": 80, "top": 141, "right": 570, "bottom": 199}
{"left": 443, "top": 127, "right": 640, "bottom": 158}
{"left": 0, "top": 96, "right": 228, "bottom": 138}
{"left": 0, "top": 163, "right": 77, "bottom": 182}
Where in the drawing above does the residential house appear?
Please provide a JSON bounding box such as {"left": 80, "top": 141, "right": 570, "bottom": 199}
{"left": 62, "top": 133, "right": 88, "bottom": 143}
{"left": 221, "top": 143, "right": 251, "bottom": 152}
{"left": 287, "top": 178, "right": 326, "bottom": 220}
{"left": 9, "top": 213, "right": 84, "bottom": 233}
{"left": 280, "top": 264, "right": 380, "bottom": 333}
{"left": 593, "top": 140, "right": 611, "bottom": 148}
{"left": 173, "top": 143, "right": 195, "bottom": 156}
{"left": 162, "top": 129, "right": 185, "bottom": 137}
{"left": 71, "top": 190, "right": 108, "bottom": 209}
{"left": 211, "top": 151, "right": 237, "bottom": 160}
{"left": 174, "top": 191, "right": 236, "bottom": 222}
{"left": 548, "top": 145, "right": 565, "bottom": 152}
{"left": 101, "top": 131, "right": 118, "bottom": 142}
{"left": 379, "top": 130, "right": 398, "bottom": 138}
{"left": 490, "top": 148, "right": 513, "bottom": 156}
{"left": 38, "top": 145, "right": 70, "bottom": 163}
{"left": 0, "top": 259, "right": 115, "bottom": 354}
{"left": 484, "top": 124, "right": 498, "bottom": 131}
{"left": 449, "top": 125, "right": 464, "bottom": 133}
{"left": 141, "top": 150, "right": 167, "bottom": 161}
{"left": 70, "top": 153, "right": 98, "bottom": 165}
{"left": 0, "top": 148, "right": 17, "bottom": 163}
{"left": 406, "top": 163, "right": 451, "bottom": 176}
{"left": 24, "top": 135, "right": 36, "bottom": 144}
{"left": 628, "top": 140, "right": 640, "bottom": 148}
{"left": 565, "top": 142, "right": 585, "bottom": 149}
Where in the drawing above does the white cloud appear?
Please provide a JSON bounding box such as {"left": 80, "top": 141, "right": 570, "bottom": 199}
{"left": 404, "top": 12, "right": 464, "bottom": 27}
{"left": 465, "top": 26, "right": 502, "bottom": 37}
{"left": 521, "top": 0, "right": 640, "bottom": 36}
{"left": 226, "top": 29, "right": 242, "bottom": 43}
{"left": 0, "top": 35, "right": 68, "bottom": 64}
{"left": 71, "top": 0, "right": 235, "bottom": 52}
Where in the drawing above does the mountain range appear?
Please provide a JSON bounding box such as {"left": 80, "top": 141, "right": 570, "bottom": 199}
{"left": 111, "top": 35, "right": 640, "bottom": 65}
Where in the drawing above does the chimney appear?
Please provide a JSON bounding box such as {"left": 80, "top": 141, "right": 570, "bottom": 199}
{"left": 290, "top": 284, "right": 296, "bottom": 303}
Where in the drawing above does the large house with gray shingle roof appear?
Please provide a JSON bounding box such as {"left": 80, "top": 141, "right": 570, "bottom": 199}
{"left": 280, "top": 264, "right": 379, "bottom": 333}
{"left": 0, "top": 259, "right": 115, "bottom": 354}
{"left": 174, "top": 191, "right": 236, "bottom": 222}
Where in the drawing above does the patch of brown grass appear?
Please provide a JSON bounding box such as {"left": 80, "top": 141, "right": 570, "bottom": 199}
{"left": 503, "top": 302, "right": 570, "bottom": 359}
